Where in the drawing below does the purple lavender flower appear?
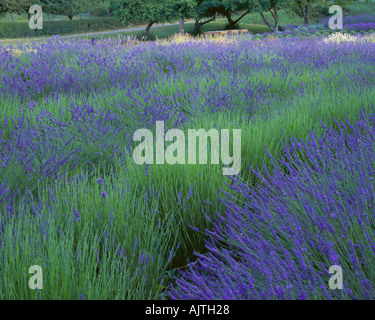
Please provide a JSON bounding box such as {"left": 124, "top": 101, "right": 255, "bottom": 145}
{"left": 169, "top": 109, "right": 375, "bottom": 300}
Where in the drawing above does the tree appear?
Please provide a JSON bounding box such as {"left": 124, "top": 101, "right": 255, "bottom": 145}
{"left": 0, "top": 0, "right": 51, "bottom": 20}
{"left": 190, "top": 0, "right": 217, "bottom": 34}
{"left": 191, "top": 0, "right": 255, "bottom": 34}
{"left": 1, "top": 0, "right": 105, "bottom": 21}
{"left": 220, "top": 0, "right": 256, "bottom": 29}
{"left": 44, "top": 0, "right": 89, "bottom": 20}
{"left": 287, "top": 0, "right": 356, "bottom": 27}
{"left": 256, "top": 0, "right": 288, "bottom": 32}
{"left": 173, "top": 0, "right": 197, "bottom": 33}
{"left": 3, "top": 0, "right": 34, "bottom": 20}
{"left": 0, "top": 2, "right": 7, "bottom": 17}
{"left": 292, "top": 0, "right": 311, "bottom": 25}
{"left": 111, "top": 0, "right": 187, "bottom": 37}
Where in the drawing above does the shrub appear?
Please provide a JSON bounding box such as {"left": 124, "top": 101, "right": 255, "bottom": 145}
{"left": 322, "top": 15, "right": 375, "bottom": 28}
{"left": 346, "top": 23, "right": 375, "bottom": 32}
{"left": 344, "top": 14, "right": 375, "bottom": 25}
{"left": 323, "top": 32, "right": 357, "bottom": 43}
{"left": 136, "top": 32, "right": 156, "bottom": 42}
{"left": 315, "top": 24, "right": 325, "bottom": 30}
{"left": 281, "top": 24, "right": 298, "bottom": 31}
{"left": 0, "top": 23, "right": 35, "bottom": 38}
{"left": 0, "top": 18, "right": 125, "bottom": 39}
{"left": 320, "top": 6, "right": 330, "bottom": 17}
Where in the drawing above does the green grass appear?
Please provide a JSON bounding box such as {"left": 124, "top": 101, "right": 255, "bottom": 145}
{"left": 347, "top": 1, "right": 375, "bottom": 16}
{"left": 0, "top": 14, "right": 85, "bottom": 23}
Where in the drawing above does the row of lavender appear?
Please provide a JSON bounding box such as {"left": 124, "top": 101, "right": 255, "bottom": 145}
{"left": 276, "top": 14, "right": 375, "bottom": 36}
{"left": 2, "top": 36, "right": 375, "bottom": 101}
{"left": 169, "top": 108, "right": 375, "bottom": 300}
{"left": 345, "top": 22, "right": 375, "bottom": 31}
{"left": 322, "top": 13, "right": 375, "bottom": 26}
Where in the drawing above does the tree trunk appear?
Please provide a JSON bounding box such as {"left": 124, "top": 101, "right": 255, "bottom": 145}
{"left": 179, "top": 19, "right": 184, "bottom": 34}
{"left": 260, "top": 11, "right": 274, "bottom": 32}
{"left": 260, "top": 5, "right": 279, "bottom": 33}
{"left": 234, "top": 11, "right": 250, "bottom": 25}
{"left": 270, "top": 5, "right": 279, "bottom": 33}
{"left": 193, "top": 17, "right": 215, "bottom": 34}
{"left": 27, "top": 10, "right": 32, "bottom": 22}
{"left": 193, "top": 20, "right": 201, "bottom": 34}
{"left": 226, "top": 10, "right": 250, "bottom": 29}
{"left": 145, "top": 21, "right": 155, "bottom": 36}
{"left": 304, "top": 2, "right": 310, "bottom": 25}
{"left": 297, "top": 1, "right": 304, "bottom": 20}
{"left": 10, "top": 13, "right": 14, "bottom": 23}
{"left": 225, "top": 12, "right": 236, "bottom": 29}
{"left": 68, "top": 15, "right": 74, "bottom": 20}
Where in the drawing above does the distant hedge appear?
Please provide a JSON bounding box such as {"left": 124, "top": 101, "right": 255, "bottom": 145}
{"left": 0, "top": 18, "right": 125, "bottom": 39}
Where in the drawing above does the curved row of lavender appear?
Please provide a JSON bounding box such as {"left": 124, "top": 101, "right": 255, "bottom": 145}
{"left": 346, "top": 22, "right": 375, "bottom": 31}
{"left": 322, "top": 13, "right": 375, "bottom": 27}
{"left": 1, "top": 34, "right": 375, "bottom": 299}
{"left": 169, "top": 108, "right": 375, "bottom": 300}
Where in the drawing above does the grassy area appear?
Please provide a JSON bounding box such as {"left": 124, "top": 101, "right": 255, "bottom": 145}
{"left": 347, "top": 1, "right": 375, "bottom": 15}
{"left": 0, "top": 12, "right": 101, "bottom": 23}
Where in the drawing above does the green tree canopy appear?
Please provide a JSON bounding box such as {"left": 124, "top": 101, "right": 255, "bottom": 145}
{"left": 111, "top": 0, "right": 195, "bottom": 36}
{"left": 43, "top": 0, "right": 90, "bottom": 20}
{"left": 0, "top": 0, "right": 51, "bottom": 19}
{"left": 0, "top": 1, "right": 7, "bottom": 16}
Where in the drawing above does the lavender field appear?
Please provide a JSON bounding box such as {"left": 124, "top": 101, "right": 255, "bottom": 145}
{"left": 1, "top": 30, "right": 375, "bottom": 300}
